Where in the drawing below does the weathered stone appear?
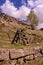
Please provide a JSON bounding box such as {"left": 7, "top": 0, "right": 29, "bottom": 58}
{"left": 23, "top": 48, "right": 35, "bottom": 55}
{"left": 0, "top": 49, "right": 9, "bottom": 60}
{"left": 29, "top": 55, "right": 34, "bottom": 60}
{"left": 23, "top": 58, "right": 28, "bottom": 65}
{"left": 10, "top": 49, "right": 24, "bottom": 59}
{"left": 34, "top": 48, "right": 42, "bottom": 58}
{"left": 41, "top": 47, "right": 43, "bottom": 55}
{"left": 11, "top": 29, "right": 29, "bottom": 45}
{"left": 0, "top": 61, "right": 11, "bottom": 65}
{"left": 25, "top": 55, "right": 34, "bottom": 60}
{"left": 0, "top": 46, "right": 43, "bottom": 61}
{"left": 17, "top": 58, "right": 24, "bottom": 65}
{"left": 0, "top": 51, "right": 4, "bottom": 61}
{"left": 25, "top": 56, "right": 30, "bottom": 60}
{"left": 42, "top": 50, "right": 43, "bottom": 54}
{"left": 33, "top": 46, "right": 42, "bottom": 51}
{"left": 3, "top": 62, "right": 11, "bottom": 65}
{"left": 35, "top": 53, "right": 42, "bottom": 58}
{"left": 11, "top": 60, "right": 17, "bottom": 65}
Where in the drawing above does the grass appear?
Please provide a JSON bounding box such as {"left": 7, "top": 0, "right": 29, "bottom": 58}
{"left": 27, "top": 57, "right": 43, "bottom": 65}
{"left": 0, "top": 42, "right": 43, "bottom": 49}
{"left": 0, "top": 30, "right": 43, "bottom": 49}
{"left": 0, "top": 14, "right": 43, "bottom": 65}
{"left": 0, "top": 57, "right": 43, "bottom": 65}
{"left": 0, "top": 22, "right": 43, "bottom": 49}
{"left": 16, "top": 57, "right": 43, "bottom": 65}
{"left": 0, "top": 43, "right": 29, "bottom": 49}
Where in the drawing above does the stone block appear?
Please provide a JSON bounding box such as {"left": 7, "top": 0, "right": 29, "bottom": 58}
{"left": 25, "top": 55, "right": 34, "bottom": 60}
{"left": 9, "top": 49, "right": 24, "bottom": 59}
{"left": 0, "top": 50, "right": 4, "bottom": 61}
{"left": 23, "top": 48, "right": 35, "bottom": 55}
{"left": 0, "top": 49, "right": 9, "bottom": 60}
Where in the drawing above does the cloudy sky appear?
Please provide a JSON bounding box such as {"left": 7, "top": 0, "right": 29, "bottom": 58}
{"left": 0, "top": 0, "right": 43, "bottom": 29}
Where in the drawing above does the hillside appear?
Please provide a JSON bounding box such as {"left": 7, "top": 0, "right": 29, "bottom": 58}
{"left": 0, "top": 13, "right": 43, "bottom": 48}
{"left": 0, "top": 13, "right": 43, "bottom": 65}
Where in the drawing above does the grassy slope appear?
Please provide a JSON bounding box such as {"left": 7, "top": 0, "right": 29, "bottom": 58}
{"left": 0, "top": 13, "right": 43, "bottom": 65}
{"left": 0, "top": 13, "right": 43, "bottom": 49}
{"left": 0, "top": 22, "right": 43, "bottom": 49}
{"left": 17, "top": 57, "right": 43, "bottom": 65}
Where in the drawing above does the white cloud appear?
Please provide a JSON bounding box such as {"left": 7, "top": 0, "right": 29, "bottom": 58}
{"left": 17, "top": 6, "right": 30, "bottom": 20}
{"left": 22, "top": 0, "right": 27, "bottom": 6}
{"left": 21, "top": 0, "right": 43, "bottom": 22}
{"left": 36, "top": 23, "right": 43, "bottom": 29}
{"left": 28, "top": 0, "right": 35, "bottom": 7}
{"left": 22, "top": 0, "right": 43, "bottom": 8}
{"left": 27, "top": 0, "right": 43, "bottom": 7}
{"left": 1, "top": 0, "right": 17, "bottom": 16}
{"left": 34, "top": 4, "right": 43, "bottom": 28}
{"left": 1, "top": 0, "right": 30, "bottom": 20}
{"left": 34, "top": 5, "right": 43, "bottom": 23}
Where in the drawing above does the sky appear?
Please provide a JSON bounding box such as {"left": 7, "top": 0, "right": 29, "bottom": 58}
{"left": 0, "top": 0, "right": 43, "bottom": 29}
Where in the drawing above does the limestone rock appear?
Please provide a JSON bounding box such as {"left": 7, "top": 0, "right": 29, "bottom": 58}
{"left": 0, "top": 49, "right": 9, "bottom": 60}
{"left": 0, "top": 50, "right": 4, "bottom": 60}
{"left": 9, "top": 49, "right": 24, "bottom": 59}
{"left": 25, "top": 55, "right": 34, "bottom": 61}
{"left": 23, "top": 48, "right": 35, "bottom": 55}
{"left": 3, "top": 62, "right": 11, "bottom": 65}
{"left": 17, "top": 58, "right": 24, "bottom": 65}
{"left": 29, "top": 55, "right": 34, "bottom": 60}
{"left": 34, "top": 47, "right": 42, "bottom": 58}
{"left": 41, "top": 47, "right": 43, "bottom": 55}
{"left": 11, "top": 60, "right": 17, "bottom": 65}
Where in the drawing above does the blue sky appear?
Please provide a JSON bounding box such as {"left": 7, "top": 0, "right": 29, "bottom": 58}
{"left": 10, "top": 0, "right": 22, "bottom": 8}
{"left": 0, "top": 0, "right": 43, "bottom": 28}
{"left": 0, "top": 0, "right": 6, "bottom": 6}
{"left": 0, "top": 0, "right": 38, "bottom": 9}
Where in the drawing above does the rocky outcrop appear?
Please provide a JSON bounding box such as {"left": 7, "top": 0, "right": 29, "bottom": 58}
{"left": 0, "top": 46, "right": 43, "bottom": 65}
{"left": 11, "top": 29, "right": 29, "bottom": 45}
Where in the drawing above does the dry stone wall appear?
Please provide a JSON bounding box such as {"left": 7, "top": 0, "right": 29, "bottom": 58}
{"left": 0, "top": 46, "right": 43, "bottom": 65}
